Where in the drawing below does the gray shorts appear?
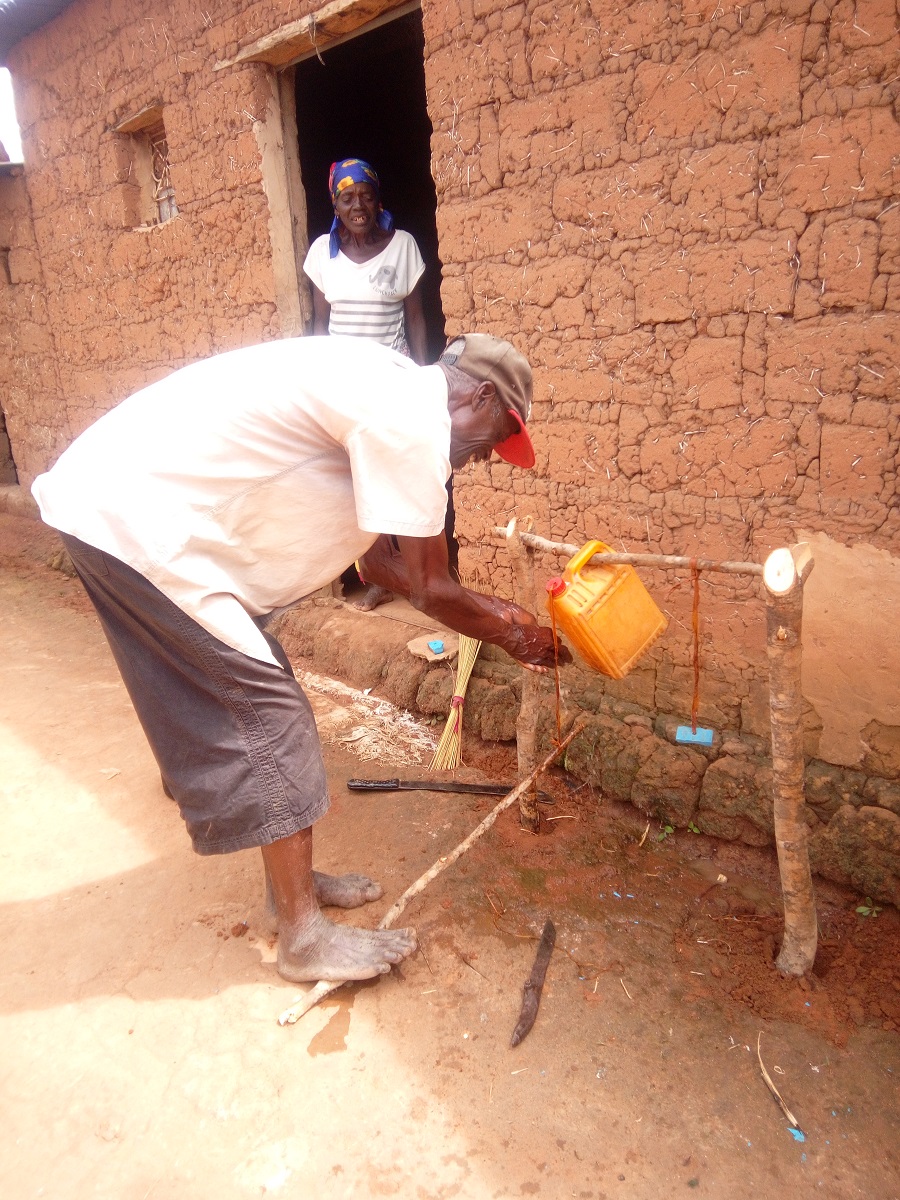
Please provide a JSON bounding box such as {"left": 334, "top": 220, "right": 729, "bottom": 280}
{"left": 60, "top": 533, "right": 329, "bottom": 855}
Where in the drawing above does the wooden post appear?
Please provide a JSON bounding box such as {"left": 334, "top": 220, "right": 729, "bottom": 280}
{"left": 763, "top": 544, "right": 818, "bottom": 976}
{"left": 487, "top": 524, "right": 821, "bottom": 975}
{"left": 506, "top": 518, "right": 541, "bottom": 833}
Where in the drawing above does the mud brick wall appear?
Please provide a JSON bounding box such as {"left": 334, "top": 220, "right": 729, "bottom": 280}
{"left": 3, "top": 0, "right": 417, "bottom": 480}
{"left": 1, "top": 0, "right": 304, "bottom": 483}
{"left": 2, "top": 0, "right": 898, "bottom": 889}
{"left": 427, "top": 0, "right": 898, "bottom": 563}
{"left": 0, "top": 163, "right": 48, "bottom": 485}
{"left": 424, "top": 0, "right": 900, "bottom": 790}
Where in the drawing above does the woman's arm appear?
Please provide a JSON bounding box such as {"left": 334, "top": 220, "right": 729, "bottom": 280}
{"left": 310, "top": 284, "right": 331, "bottom": 336}
{"left": 403, "top": 282, "right": 428, "bottom": 364}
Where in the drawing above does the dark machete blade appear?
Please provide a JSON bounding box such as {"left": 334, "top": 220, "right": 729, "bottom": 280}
{"left": 346, "top": 778, "right": 554, "bottom": 803}
{"left": 510, "top": 918, "right": 557, "bottom": 1048}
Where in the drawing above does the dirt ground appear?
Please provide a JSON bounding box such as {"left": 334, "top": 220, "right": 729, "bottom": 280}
{"left": 1, "top": 510, "right": 898, "bottom": 1200}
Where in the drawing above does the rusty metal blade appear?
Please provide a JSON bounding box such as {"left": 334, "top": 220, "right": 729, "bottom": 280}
{"left": 510, "top": 918, "right": 556, "bottom": 1048}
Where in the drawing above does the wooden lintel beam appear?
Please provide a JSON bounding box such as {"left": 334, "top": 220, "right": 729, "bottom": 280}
{"left": 214, "top": 0, "right": 413, "bottom": 71}
{"left": 113, "top": 103, "right": 164, "bottom": 134}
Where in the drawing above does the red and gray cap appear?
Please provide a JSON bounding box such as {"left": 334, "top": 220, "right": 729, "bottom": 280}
{"left": 441, "top": 333, "right": 535, "bottom": 468}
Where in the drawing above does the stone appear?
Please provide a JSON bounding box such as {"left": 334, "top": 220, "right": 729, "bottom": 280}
{"left": 809, "top": 805, "right": 900, "bottom": 907}
{"left": 863, "top": 777, "right": 900, "bottom": 818}
{"left": 600, "top": 730, "right": 658, "bottom": 802}
{"left": 379, "top": 653, "right": 429, "bottom": 713}
{"left": 861, "top": 721, "right": 900, "bottom": 781}
{"left": 804, "top": 760, "right": 866, "bottom": 822}
{"left": 470, "top": 679, "right": 519, "bottom": 742}
{"left": 631, "top": 742, "right": 707, "bottom": 826}
{"left": 564, "top": 714, "right": 621, "bottom": 784}
{"left": 720, "top": 737, "right": 751, "bottom": 758}
{"left": 564, "top": 714, "right": 657, "bottom": 803}
{"left": 415, "top": 669, "right": 454, "bottom": 717}
{"left": 696, "top": 756, "right": 775, "bottom": 847}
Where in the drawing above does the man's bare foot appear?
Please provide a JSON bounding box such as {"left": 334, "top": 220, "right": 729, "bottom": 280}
{"left": 313, "top": 870, "right": 383, "bottom": 908}
{"left": 263, "top": 870, "right": 383, "bottom": 932}
{"left": 354, "top": 584, "right": 392, "bottom": 611}
{"left": 277, "top": 911, "right": 417, "bottom": 983}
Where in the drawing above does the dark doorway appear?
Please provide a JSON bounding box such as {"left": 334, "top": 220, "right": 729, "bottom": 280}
{"left": 294, "top": 8, "right": 446, "bottom": 361}
{"left": 0, "top": 405, "right": 18, "bottom": 485}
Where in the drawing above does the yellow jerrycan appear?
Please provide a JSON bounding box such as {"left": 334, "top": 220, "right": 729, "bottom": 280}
{"left": 546, "top": 540, "right": 668, "bottom": 679}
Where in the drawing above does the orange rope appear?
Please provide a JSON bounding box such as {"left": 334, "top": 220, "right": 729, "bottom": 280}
{"left": 690, "top": 560, "right": 701, "bottom": 734}
{"left": 549, "top": 596, "right": 563, "bottom": 748}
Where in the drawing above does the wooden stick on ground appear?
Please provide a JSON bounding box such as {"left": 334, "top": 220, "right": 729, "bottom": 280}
{"left": 278, "top": 726, "right": 581, "bottom": 1026}
{"left": 756, "top": 1032, "right": 801, "bottom": 1128}
{"left": 764, "top": 544, "right": 818, "bottom": 977}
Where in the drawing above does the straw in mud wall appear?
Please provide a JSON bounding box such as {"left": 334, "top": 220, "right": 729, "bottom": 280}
{"left": 429, "top": 633, "right": 481, "bottom": 770}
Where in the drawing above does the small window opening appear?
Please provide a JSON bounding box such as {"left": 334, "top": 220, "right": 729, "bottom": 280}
{"left": 145, "top": 120, "right": 177, "bottom": 224}
{"left": 112, "top": 103, "right": 178, "bottom": 228}
{"left": 0, "top": 248, "right": 11, "bottom": 284}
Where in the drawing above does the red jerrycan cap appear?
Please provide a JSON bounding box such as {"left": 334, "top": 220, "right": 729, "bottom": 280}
{"left": 546, "top": 577, "right": 567, "bottom": 598}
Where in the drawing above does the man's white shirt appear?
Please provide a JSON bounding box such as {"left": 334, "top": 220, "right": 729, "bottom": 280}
{"left": 33, "top": 337, "right": 451, "bottom": 665}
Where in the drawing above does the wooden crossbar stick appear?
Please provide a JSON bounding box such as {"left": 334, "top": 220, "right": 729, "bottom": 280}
{"left": 491, "top": 529, "right": 763, "bottom": 577}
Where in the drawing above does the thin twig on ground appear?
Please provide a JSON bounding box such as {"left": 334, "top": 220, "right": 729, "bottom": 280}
{"left": 757, "top": 1032, "right": 801, "bottom": 1129}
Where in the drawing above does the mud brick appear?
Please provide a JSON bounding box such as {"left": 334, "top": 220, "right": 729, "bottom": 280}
{"left": 820, "top": 424, "right": 890, "bottom": 498}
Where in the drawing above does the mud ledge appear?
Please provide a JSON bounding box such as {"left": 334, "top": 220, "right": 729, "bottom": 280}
{"left": 0, "top": 484, "right": 39, "bottom": 519}
{"left": 278, "top": 597, "right": 900, "bottom": 908}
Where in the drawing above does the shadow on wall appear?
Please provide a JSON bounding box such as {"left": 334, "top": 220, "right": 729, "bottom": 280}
{"left": 0, "top": 407, "right": 18, "bottom": 484}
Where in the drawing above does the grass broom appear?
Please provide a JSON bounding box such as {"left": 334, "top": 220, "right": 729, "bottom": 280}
{"left": 430, "top": 576, "right": 483, "bottom": 770}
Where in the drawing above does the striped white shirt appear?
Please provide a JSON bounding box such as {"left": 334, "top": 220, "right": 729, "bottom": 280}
{"left": 303, "top": 230, "right": 425, "bottom": 349}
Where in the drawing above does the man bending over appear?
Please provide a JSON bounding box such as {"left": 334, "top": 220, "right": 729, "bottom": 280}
{"left": 32, "top": 333, "right": 568, "bottom": 986}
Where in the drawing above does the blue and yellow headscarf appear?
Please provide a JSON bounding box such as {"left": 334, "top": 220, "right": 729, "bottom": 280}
{"left": 328, "top": 157, "right": 394, "bottom": 257}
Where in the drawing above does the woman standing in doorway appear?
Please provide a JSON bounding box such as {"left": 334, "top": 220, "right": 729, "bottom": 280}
{"left": 304, "top": 157, "right": 428, "bottom": 364}
{"left": 304, "top": 157, "right": 435, "bottom": 609}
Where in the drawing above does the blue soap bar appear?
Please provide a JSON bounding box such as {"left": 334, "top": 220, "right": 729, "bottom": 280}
{"left": 675, "top": 725, "right": 714, "bottom": 745}
{"left": 427, "top": 639, "right": 444, "bottom": 654}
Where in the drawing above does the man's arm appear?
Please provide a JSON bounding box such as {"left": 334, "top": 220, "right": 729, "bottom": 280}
{"left": 358, "top": 533, "right": 569, "bottom": 668}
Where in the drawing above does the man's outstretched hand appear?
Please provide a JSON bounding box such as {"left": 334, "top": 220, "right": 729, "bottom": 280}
{"left": 500, "top": 621, "right": 573, "bottom": 670}
{"left": 372, "top": 535, "right": 574, "bottom": 671}
{"left": 473, "top": 593, "right": 572, "bottom": 670}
